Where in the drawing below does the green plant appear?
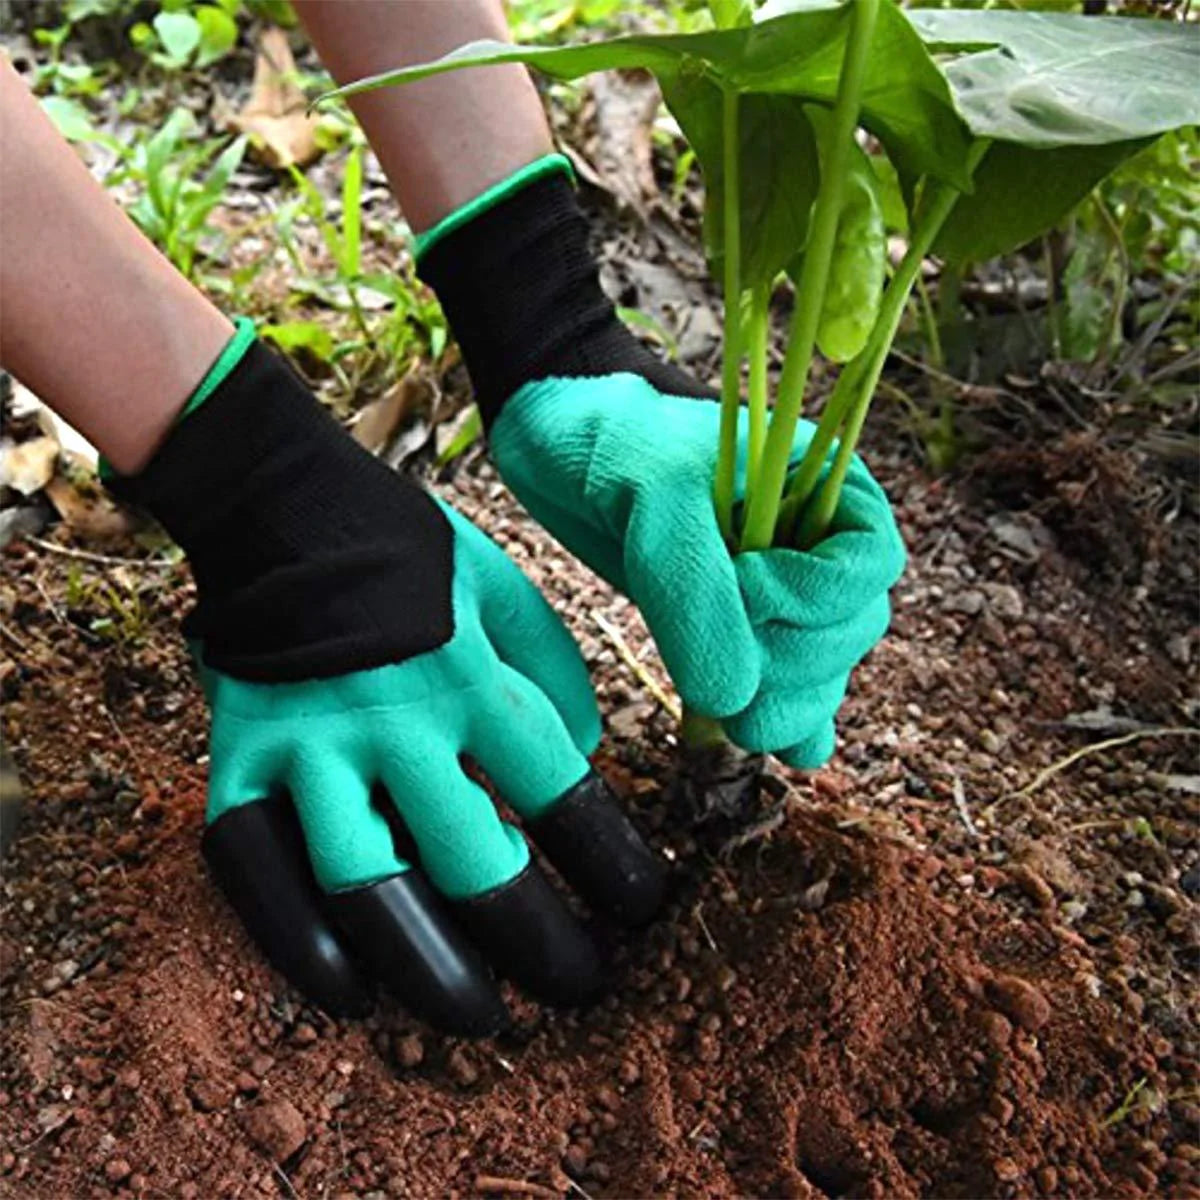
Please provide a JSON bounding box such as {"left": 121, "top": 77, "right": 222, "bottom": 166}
{"left": 64, "top": 565, "right": 148, "bottom": 646}
{"left": 129, "top": 0, "right": 240, "bottom": 71}
{"left": 104, "top": 108, "right": 248, "bottom": 279}
{"left": 322, "top": 2, "right": 1197, "bottom": 561}
{"left": 273, "top": 147, "right": 447, "bottom": 391}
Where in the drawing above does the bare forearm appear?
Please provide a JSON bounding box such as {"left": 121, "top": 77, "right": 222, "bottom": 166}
{"left": 293, "top": 0, "right": 552, "bottom": 231}
{"left": 0, "top": 57, "right": 232, "bottom": 474}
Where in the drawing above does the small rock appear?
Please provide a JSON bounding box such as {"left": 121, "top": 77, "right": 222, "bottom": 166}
{"left": 394, "top": 1034, "right": 424, "bottom": 1070}
{"left": 1061, "top": 900, "right": 1088, "bottom": 923}
{"left": 977, "top": 1010, "right": 1013, "bottom": 1051}
{"left": 240, "top": 1099, "right": 306, "bottom": 1162}
{"left": 988, "top": 1095, "right": 1015, "bottom": 1125}
{"left": 1126, "top": 889, "right": 1146, "bottom": 909}
{"left": 984, "top": 583, "right": 1024, "bottom": 621}
{"left": 1036, "top": 1164, "right": 1058, "bottom": 1193}
{"left": 979, "top": 728, "right": 1003, "bottom": 754}
{"left": 945, "top": 589, "right": 985, "bottom": 616}
{"left": 1011, "top": 864, "right": 1055, "bottom": 909}
{"left": 618, "top": 1059, "right": 640, "bottom": 1086}
{"left": 447, "top": 1048, "right": 479, "bottom": 1087}
{"left": 103, "top": 1158, "right": 132, "bottom": 1184}
{"left": 993, "top": 1157, "right": 1022, "bottom": 1182}
{"left": 235, "top": 1073, "right": 260, "bottom": 1096}
{"left": 1144, "top": 883, "right": 1185, "bottom": 920}
{"left": 291, "top": 1023, "right": 318, "bottom": 1046}
{"left": 187, "top": 1076, "right": 232, "bottom": 1112}
{"left": 986, "top": 974, "right": 1052, "bottom": 1033}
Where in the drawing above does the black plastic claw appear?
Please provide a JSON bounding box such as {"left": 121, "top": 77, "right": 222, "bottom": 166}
{"left": 527, "top": 771, "right": 668, "bottom": 927}
{"left": 326, "top": 874, "right": 509, "bottom": 1038}
{"left": 452, "top": 860, "right": 606, "bottom": 1008}
{"left": 202, "top": 794, "right": 373, "bottom": 1019}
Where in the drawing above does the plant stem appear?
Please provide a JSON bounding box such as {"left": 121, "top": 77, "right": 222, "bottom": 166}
{"left": 713, "top": 85, "right": 742, "bottom": 544}
{"left": 738, "top": 0, "right": 880, "bottom": 553}
{"left": 744, "top": 283, "right": 770, "bottom": 508}
{"left": 1091, "top": 188, "right": 1129, "bottom": 374}
{"left": 793, "top": 139, "right": 992, "bottom": 548}
{"left": 774, "top": 353, "right": 864, "bottom": 531}
{"left": 680, "top": 708, "right": 729, "bottom": 751}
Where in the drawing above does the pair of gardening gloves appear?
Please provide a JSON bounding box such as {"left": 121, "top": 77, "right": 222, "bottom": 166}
{"left": 109, "top": 157, "right": 905, "bottom": 1033}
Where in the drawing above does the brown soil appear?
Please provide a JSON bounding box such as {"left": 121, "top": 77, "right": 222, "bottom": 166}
{"left": 2, "top": 416, "right": 1197, "bottom": 1199}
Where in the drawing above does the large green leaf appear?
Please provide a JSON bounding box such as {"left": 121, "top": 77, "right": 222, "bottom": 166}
{"left": 321, "top": 1, "right": 973, "bottom": 193}
{"left": 667, "top": 79, "right": 818, "bottom": 287}
{"left": 934, "top": 137, "right": 1151, "bottom": 263}
{"left": 907, "top": 10, "right": 1199, "bottom": 261}
{"left": 908, "top": 10, "right": 1200, "bottom": 148}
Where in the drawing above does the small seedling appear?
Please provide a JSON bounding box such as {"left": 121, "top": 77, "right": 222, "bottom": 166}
{"left": 1101, "top": 1077, "right": 1150, "bottom": 1129}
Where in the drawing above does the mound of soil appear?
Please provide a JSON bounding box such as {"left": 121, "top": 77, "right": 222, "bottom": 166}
{"left": 2, "top": 445, "right": 1197, "bottom": 1198}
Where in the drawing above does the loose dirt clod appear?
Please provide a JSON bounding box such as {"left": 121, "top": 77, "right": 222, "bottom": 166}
{"left": 239, "top": 1099, "right": 307, "bottom": 1162}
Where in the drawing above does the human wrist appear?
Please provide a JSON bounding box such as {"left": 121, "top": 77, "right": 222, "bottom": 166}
{"left": 417, "top": 160, "right": 713, "bottom": 431}
{"left": 106, "top": 338, "right": 452, "bottom": 681}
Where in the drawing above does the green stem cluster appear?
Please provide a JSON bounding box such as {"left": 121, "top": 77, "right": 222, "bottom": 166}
{"left": 711, "top": 0, "right": 990, "bottom": 559}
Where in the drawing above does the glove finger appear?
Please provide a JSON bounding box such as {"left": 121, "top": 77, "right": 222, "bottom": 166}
{"left": 623, "top": 489, "right": 759, "bottom": 719}
{"left": 202, "top": 793, "right": 373, "bottom": 1019}
{"left": 777, "top": 720, "right": 838, "bottom": 770}
{"left": 382, "top": 751, "right": 605, "bottom": 1008}
{"left": 723, "top": 671, "right": 850, "bottom": 757}
{"left": 469, "top": 666, "right": 667, "bottom": 927}
{"left": 752, "top": 594, "right": 892, "bottom": 692}
{"left": 289, "top": 750, "right": 507, "bottom": 1035}
{"left": 735, "top": 506, "right": 905, "bottom": 629}
{"left": 453, "top": 512, "right": 602, "bottom": 756}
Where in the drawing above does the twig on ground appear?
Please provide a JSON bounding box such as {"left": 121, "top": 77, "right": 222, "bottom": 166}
{"left": 33, "top": 575, "right": 66, "bottom": 625}
{"left": 0, "top": 620, "right": 29, "bottom": 652}
{"left": 26, "top": 536, "right": 176, "bottom": 570}
{"left": 693, "top": 902, "right": 719, "bottom": 952}
{"left": 474, "top": 1176, "right": 562, "bottom": 1199}
{"left": 594, "top": 611, "right": 681, "bottom": 721}
{"left": 1006, "top": 727, "right": 1200, "bottom": 803}
{"left": 272, "top": 1164, "right": 299, "bottom": 1200}
{"left": 951, "top": 772, "right": 980, "bottom": 838}
{"left": 566, "top": 1179, "right": 597, "bottom": 1200}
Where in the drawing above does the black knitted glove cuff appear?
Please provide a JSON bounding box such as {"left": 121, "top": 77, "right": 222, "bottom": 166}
{"left": 417, "top": 171, "right": 714, "bottom": 428}
{"left": 107, "top": 341, "right": 454, "bottom": 682}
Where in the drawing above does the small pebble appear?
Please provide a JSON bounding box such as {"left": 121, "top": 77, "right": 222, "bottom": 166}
{"left": 103, "top": 1159, "right": 132, "bottom": 1184}
{"left": 447, "top": 1049, "right": 479, "bottom": 1087}
{"left": 394, "top": 1034, "right": 424, "bottom": 1070}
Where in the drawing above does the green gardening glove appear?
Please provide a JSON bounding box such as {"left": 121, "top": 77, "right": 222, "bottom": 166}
{"left": 419, "top": 157, "right": 906, "bottom": 767}
{"left": 107, "top": 322, "right": 666, "bottom": 1033}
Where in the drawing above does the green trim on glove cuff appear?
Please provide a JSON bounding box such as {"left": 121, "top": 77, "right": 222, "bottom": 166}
{"left": 413, "top": 153, "right": 575, "bottom": 264}
{"left": 98, "top": 315, "right": 257, "bottom": 482}
{"left": 182, "top": 315, "right": 257, "bottom": 420}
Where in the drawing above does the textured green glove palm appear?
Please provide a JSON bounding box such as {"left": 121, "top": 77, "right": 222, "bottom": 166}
{"left": 490, "top": 379, "right": 905, "bottom": 767}
{"left": 201, "top": 501, "right": 599, "bottom": 898}
{"left": 419, "top": 162, "right": 907, "bottom": 769}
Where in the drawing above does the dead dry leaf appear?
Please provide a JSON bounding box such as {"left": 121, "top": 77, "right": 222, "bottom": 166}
{"left": 228, "top": 28, "right": 319, "bottom": 170}
{"left": 44, "top": 473, "right": 137, "bottom": 543}
{"left": 351, "top": 368, "right": 439, "bottom": 466}
{"left": 0, "top": 437, "right": 59, "bottom": 496}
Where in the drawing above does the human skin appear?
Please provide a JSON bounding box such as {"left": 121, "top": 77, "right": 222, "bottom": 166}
{"left": 0, "top": 55, "right": 233, "bottom": 474}
{"left": 292, "top": 0, "right": 553, "bottom": 232}
{"left": 1, "top": 3, "right": 548, "bottom": 470}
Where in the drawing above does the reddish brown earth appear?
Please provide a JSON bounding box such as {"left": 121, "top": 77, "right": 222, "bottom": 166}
{"left": 1, "top": 424, "right": 1197, "bottom": 1198}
